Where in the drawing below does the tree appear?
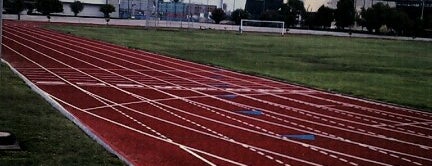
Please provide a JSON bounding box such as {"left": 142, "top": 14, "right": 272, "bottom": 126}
{"left": 315, "top": 5, "right": 334, "bottom": 28}
{"left": 360, "top": 3, "right": 390, "bottom": 33}
{"left": 231, "top": 9, "right": 250, "bottom": 25}
{"left": 70, "top": 1, "right": 84, "bottom": 17}
{"left": 4, "top": 0, "right": 25, "bottom": 20}
{"left": 387, "top": 8, "right": 415, "bottom": 35}
{"left": 280, "top": 0, "right": 306, "bottom": 27}
{"left": 260, "top": 10, "right": 282, "bottom": 21}
{"left": 334, "top": 0, "right": 355, "bottom": 29}
{"left": 210, "top": 8, "right": 226, "bottom": 24}
{"left": 25, "top": 2, "right": 35, "bottom": 15}
{"left": 35, "top": 0, "right": 63, "bottom": 20}
{"left": 99, "top": 4, "right": 115, "bottom": 18}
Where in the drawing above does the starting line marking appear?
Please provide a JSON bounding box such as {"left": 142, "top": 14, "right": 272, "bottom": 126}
{"left": 76, "top": 82, "right": 107, "bottom": 86}
{"left": 36, "top": 81, "right": 66, "bottom": 85}
{"left": 116, "top": 84, "right": 144, "bottom": 88}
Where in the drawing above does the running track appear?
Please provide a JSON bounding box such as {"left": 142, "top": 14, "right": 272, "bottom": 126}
{"left": 2, "top": 20, "right": 432, "bottom": 166}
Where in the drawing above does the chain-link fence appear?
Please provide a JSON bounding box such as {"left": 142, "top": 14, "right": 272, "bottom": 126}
{"left": 117, "top": 0, "right": 240, "bottom": 29}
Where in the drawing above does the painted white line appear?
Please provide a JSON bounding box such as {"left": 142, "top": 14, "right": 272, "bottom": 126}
{"left": 8, "top": 26, "right": 430, "bottom": 164}
{"left": 116, "top": 84, "right": 144, "bottom": 88}
{"left": 180, "top": 145, "right": 217, "bottom": 166}
{"left": 4, "top": 35, "right": 323, "bottom": 166}
{"left": 36, "top": 81, "right": 65, "bottom": 85}
{"left": 15, "top": 27, "right": 430, "bottom": 164}
{"left": 76, "top": 82, "right": 106, "bottom": 86}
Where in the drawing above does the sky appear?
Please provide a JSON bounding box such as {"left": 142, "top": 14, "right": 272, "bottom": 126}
{"left": 185, "top": 0, "right": 329, "bottom": 12}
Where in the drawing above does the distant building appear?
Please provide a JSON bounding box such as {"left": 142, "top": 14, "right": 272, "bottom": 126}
{"left": 245, "top": 0, "right": 283, "bottom": 19}
{"left": 382, "top": 0, "right": 432, "bottom": 20}
{"left": 158, "top": 1, "right": 216, "bottom": 22}
{"left": 23, "top": 0, "right": 217, "bottom": 21}
{"left": 60, "top": 0, "right": 120, "bottom": 18}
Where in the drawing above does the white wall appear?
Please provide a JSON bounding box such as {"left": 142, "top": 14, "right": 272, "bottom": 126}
{"left": 61, "top": 3, "right": 120, "bottom": 18}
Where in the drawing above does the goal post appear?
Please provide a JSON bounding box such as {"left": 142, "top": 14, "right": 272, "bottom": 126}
{"left": 240, "top": 19, "right": 286, "bottom": 35}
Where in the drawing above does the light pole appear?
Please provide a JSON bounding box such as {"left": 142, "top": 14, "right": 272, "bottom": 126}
{"left": 421, "top": 0, "right": 425, "bottom": 20}
{"left": 0, "top": 0, "right": 3, "bottom": 63}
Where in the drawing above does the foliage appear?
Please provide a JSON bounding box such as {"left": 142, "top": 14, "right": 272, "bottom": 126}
{"left": 306, "top": 5, "right": 334, "bottom": 29}
{"left": 360, "top": 3, "right": 415, "bottom": 36}
{"left": 335, "top": 0, "right": 355, "bottom": 29}
{"left": 35, "top": 0, "right": 63, "bottom": 19}
{"left": 315, "top": 5, "right": 334, "bottom": 28}
{"left": 360, "top": 3, "right": 390, "bottom": 33}
{"left": 210, "top": 8, "right": 226, "bottom": 24}
{"left": 70, "top": 1, "right": 84, "bottom": 17}
{"left": 99, "top": 4, "right": 115, "bottom": 18}
{"left": 260, "top": 10, "right": 282, "bottom": 21}
{"left": 280, "top": 0, "right": 306, "bottom": 27}
{"left": 25, "top": 2, "right": 35, "bottom": 15}
{"left": 231, "top": 9, "right": 250, "bottom": 25}
{"left": 3, "top": 0, "right": 25, "bottom": 20}
{"left": 388, "top": 9, "right": 414, "bottom": 35}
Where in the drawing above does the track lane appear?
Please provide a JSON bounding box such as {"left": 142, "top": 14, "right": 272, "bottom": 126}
{"left": 3, "top": 21, "right": 432, "bottom": 165}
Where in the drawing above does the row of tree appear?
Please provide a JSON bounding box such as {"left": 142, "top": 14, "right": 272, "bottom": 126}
{"left": 210, "top": 0, "right": 430, "bottom": 36}
{"left": 3, "top": 0, "right": 116, "bottom": 20}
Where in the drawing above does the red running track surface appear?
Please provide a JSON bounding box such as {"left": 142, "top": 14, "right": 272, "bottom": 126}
{"left": 2, "top": 20, "right": 432, "bottom": 166}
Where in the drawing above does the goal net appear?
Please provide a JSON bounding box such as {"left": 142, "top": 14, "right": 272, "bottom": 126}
{"left": 240, "top": 19, "right": 286, "bottom": 35}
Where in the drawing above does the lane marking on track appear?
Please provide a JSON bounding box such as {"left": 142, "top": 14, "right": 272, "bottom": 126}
{"left": 5, "top": 31, "right": 424, "bottom": 166}
{"left": 3, "top": 36, "right": 317, "bottom": 166}
{"left": 7, "top": 26, "right": 432, "bottom": 165}
{"left": 3, "top": 43, "right": 224, "bottom": 166}
{"left": 50, "top": 96, "right": 248, "bottom": 166}
{"left": 116, "top": 84, "right": 144, "bottom": 88}
{"left": 36, "top": 81, "right": 66, "bottom": 85}
{"left": 76, "top": 82, "right": 106, "bottom": 86}
{"left": 179, "top": 145, "right": 217, "bottom": 166}
{"left": 16, "top": 27, "right": 432, "bottom": 161}
{"left": 381, "top": 121, "right": 432, "bottom": 127}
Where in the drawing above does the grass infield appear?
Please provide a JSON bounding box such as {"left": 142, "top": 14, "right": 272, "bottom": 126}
{"left": 0, "top": 63, "right": 124, "bottom": 165}
{"left": 48, "top": 25, "right": 432, "bottom": 111}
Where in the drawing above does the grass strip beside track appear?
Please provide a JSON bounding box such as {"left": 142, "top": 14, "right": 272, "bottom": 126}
{"left": 0, "top": 63, "right": 124, "bottom": 165}
{"left": 48, "top": 25, "right": 432, "bottom": 111}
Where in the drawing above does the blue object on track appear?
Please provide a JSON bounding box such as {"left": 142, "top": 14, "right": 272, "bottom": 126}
{"left": 282, "top": 134, "right": 316, "bottom": 140}
{"left": 219, "top": 94, "right": 237, "bottom": 99}
{"left": 237, "top": 109, "right": 263, "bottom": 116}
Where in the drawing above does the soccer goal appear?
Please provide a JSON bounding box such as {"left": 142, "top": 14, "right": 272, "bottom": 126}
{"left": 240, "top": 19, "right": 286, "bottom": 35}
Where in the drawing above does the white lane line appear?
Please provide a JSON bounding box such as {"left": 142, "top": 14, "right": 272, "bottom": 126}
{"left": 3, "top": 36, "right": 320, "bottom": 166}
{"left": 11, "top": 27, "right": 426, "bottom": 166}
{"left": 180, "top": 145, "right": 217, "bottom": 166}
{"left": 10, "top": 27, "right": 428, "bottom": 165}
{"left": 76, "top": 82, "right": 106, "bottom": 86}
{"left": 24, "top": 27, "right": 432, "bottom": 140}
{"left": 36, "top": 81, "right": 66, "bottom": 85}
{"left": 116, "top": 84, "right": 144, "bottom": 88}
{"left": 52, "top": 96, "right": 247, "bottom": 166}
{"left": 18, "top": 27, "right": 432, "bottom": 163}
{"left": 4, "top": 42, "right": 246, "bottom": 166}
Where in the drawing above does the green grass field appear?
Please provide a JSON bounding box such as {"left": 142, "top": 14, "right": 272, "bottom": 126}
{"left": 0, "top": 63, "right": 124, "bottom": 165}
{"left": 48, "top": 25, "right": 432, "bottom": 111}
